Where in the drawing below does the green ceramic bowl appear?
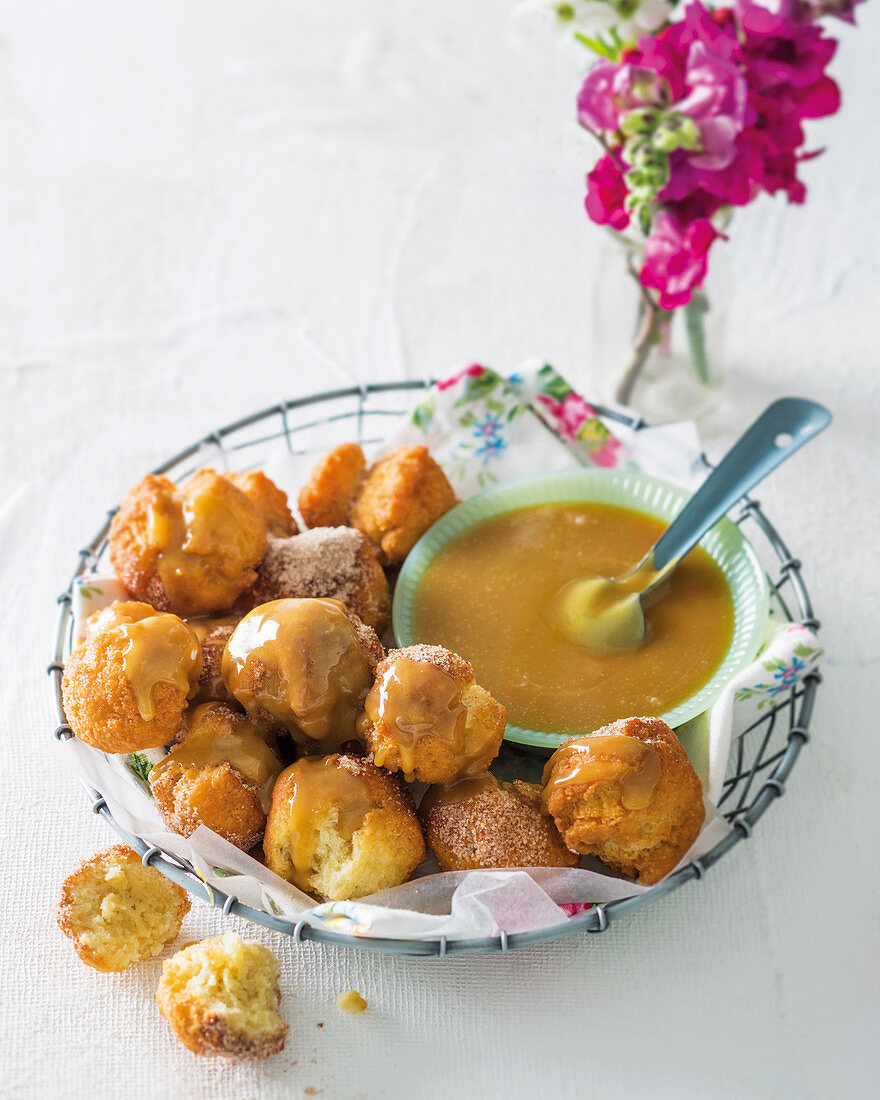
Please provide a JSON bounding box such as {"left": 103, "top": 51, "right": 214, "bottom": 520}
{"left": 392, "top": 468, "right": 770, "bottom": 752}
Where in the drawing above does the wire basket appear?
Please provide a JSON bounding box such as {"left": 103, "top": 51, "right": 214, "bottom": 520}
{"left": 48, "top": 381, "right": 821, "bottom": 956}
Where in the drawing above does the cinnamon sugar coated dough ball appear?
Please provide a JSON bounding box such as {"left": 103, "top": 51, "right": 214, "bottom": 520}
{"left": 421, "top": 776, "right": 578, "bottom": 872}
{"left": 57, "top": 845, "right": 190, "bottom": 972}
{"left": 542, "top": 717, "right": 705, "bottom": 885}
{"left": 61, "top": 601, "right": 203, "bottom": 753}
{"left": 225, "top": 470, "right": 298, "bottom": 536}
{"left": 108, "top": 468, "right": 266, "bottom": 616}
{"left": 150, "top": 702, "right": 283, "bottom": 850}
{"left": 222, "top": 597, "right": 383, "bottom": 750}
{"left": 254, "top": 528, "right": 391, "bottom": 634}
{"left": 189, "top": 615, "right": 240, "bottom": 703}
{"left": 358, "top": 644, "right": 506, "bottom": 784}
{"left": 298, "top": 442, "right": 366, "bottom": 529}
{"left": 263, "top": 754, "right": 426, "bottom": 900}
{"left": 349, "top": 445, "right": 457, "bottom": 565}
{"left": 156, "top": 933, "right": 287, "bottom": 1060}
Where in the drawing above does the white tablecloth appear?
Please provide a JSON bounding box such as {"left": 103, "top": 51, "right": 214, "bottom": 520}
{"left": 1, "top": 2, "right": 877, "bottom": 1097}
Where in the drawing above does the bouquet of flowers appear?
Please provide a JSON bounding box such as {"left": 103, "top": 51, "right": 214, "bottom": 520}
{"left": 533, "top": 0, "right": 863, "bottom": 406}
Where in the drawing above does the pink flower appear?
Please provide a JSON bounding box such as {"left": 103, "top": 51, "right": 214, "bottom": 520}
{"left": 437, "top": 364, "right": 485, "bottom": 391}
{"left": 537, "top": 392, "right": 598, "bottom": 439}
{"left": 585, "top": 155, "right": 631, "bottom": 230}
{"left": 676, "top": 42, "right": 748, "bottom": 169}
{"left": 639, "top": 212, "right": 719, "bottom": 308}
{"left": 577, "top": 61, "right": 669, "bottom": 133}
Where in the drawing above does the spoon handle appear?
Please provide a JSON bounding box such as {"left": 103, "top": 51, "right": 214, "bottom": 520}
{"left": 650, "top": 397, "right": 832, "bottom": 572}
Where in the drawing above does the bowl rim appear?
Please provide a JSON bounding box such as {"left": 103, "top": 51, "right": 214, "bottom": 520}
{"left": 393, "top": 467, "right": 771, "bottom": 750}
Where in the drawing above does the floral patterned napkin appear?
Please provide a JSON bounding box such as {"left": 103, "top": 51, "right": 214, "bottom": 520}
{"left": 62, "top": 363, "right": 823, "bottom": 939}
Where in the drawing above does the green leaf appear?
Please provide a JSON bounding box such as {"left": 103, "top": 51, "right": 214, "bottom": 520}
{"left": 126, "top": 752, "right": 154, "bottom": 791}
{"left": 453, "top": 371, "right": 501, "bottom": 407}
{"left": 410, "top": 400, "right": 435, "bottom": 432}
{"left": 213, "top": 866, "right": 233, "bottom": 878}
{"left": 537, "top": 367, "right": 573, "bottom": 404}
{"left": 574, "top": 31, "right": 620, "bottom": 61}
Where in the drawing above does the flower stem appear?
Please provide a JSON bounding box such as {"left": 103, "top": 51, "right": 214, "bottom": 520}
{"left": 615, "top": 299, "right": 664, "bottom": 407}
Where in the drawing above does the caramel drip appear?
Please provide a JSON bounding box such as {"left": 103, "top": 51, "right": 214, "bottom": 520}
{"left": 362, "top": 657, "right": 467, "bottom": 778}
{"left": 277, "top": 757, "right": 375, "bottom": 878}
{"left": 89, "top": 601, "right": 202, "bottom": 720}
{"left": 419, "top": 773, "right": 499, "bottom": 819}
{"left": 149, "top": 478, "right": 256, "bottom": 610}
{"left": 223, "top": 598, "right": 373, "bottom": 747}
{"left": 151, "top": 703, "right": 282, "bottom": 812}
{"left": 542, "top": 734, "right": 662, "bottom": 811}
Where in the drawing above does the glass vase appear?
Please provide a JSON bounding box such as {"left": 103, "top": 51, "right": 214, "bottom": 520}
{"left": 590, "top": 232, "right": 727, "bottom": 423}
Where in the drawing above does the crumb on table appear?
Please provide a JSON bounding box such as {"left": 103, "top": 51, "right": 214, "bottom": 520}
{"left": 336, "top": 989, "right": 367, "bottom": 1014}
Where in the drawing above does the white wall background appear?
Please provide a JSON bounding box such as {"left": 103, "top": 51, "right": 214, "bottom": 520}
{"left": 0, "top": 2, "right": 877, "bottom": 1097}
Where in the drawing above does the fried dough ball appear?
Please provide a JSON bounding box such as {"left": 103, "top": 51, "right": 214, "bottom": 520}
{"left": 542, "top": 717, "right": 705, "bottom": 886}
{"left": 254, "top": 528, "right": 391, "bottom": 634}
{"left": 226, "top": 471, "right": 298, "bottom": 537}
{"left": 357, "top": 644, "right": 506, "bottom": 785}
{"left": 156, "top": 933, "right": 287, "bottom": 1060}
{"left": 263, "top": 754, "right": 426, "bottom": 900}
{"left": 187, "top": 615, "right": 241, "bottom": 703}
{"left": 298, "top": 442, "right": 366, "bottom": 529}
{"left": 57, "top": 845, "right": 190, "bottom": 972}
{"left": 349, "top": 445, "right": 457, "bottom": 565}
{"left": 421, "top": 775, "right": 578, "bottom": 872}
{"left": 150, "top": 703, "right": 283, "bottom": 850}
{"left": 61, "top": 601, "right": 203, "bottom": 753}
{"left": 222, "top": 597, "right": 383, "bottom": 750}
{"left": 108, "top": 469, "right": 266, "bottom": 616}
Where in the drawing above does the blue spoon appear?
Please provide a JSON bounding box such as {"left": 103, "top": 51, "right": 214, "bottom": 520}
{"left": 558, "top": 397, "right": 832, "bottom": 654}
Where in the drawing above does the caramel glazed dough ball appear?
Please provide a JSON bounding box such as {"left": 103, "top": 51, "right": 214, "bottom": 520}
{"left": 222, "top": 597, "right": 384, "bottom": 751}
{"left": 357, "top": 644, "right": 506, "bottom": 785}
{"left": 264, "top": 753, "right": 426, "bottom": 901}
{"left": 108, "top": 468, "right": 267, "bottom": 617}
{"left": 150, "top": 702, "right": 284, "bottom": 851}
{"left": 542, "top": 716, "right": 706, "bottom": 886}
{"left": 62, "top": 601, "right": 203, "bottom": 753}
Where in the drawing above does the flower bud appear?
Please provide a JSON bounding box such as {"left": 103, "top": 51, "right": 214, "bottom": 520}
{"left": 652, "top": 113, "right": 702, "bottom": 154}
{"left": 621, "top": 107, "right": 660, "bottom": 137}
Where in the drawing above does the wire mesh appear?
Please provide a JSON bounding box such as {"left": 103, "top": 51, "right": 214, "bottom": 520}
{"left": 48, "top": 382, "right": 820, "bottom": 955}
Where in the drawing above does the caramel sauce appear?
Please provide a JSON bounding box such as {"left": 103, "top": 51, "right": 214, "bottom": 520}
{"left": 412, "top": 502, "right": 735, "bottom": 735}
{"left": 542, "top": 734, "right": 662, "bottom": 811}
{"left": 275, "top": 757, "right": 374, "bottom": 876}
{"left": 223, "top": 598, "right": 373, "bottom": 747}
{"left": 151, "top": 702, "right": 282, "bottom": 812}
{"left": 89, "top": 601, "right": 203, "bottom": 720}
{"left": 419, "top": 773, "right": 499, "bottom": 819}
{"left": 148, "top": 474, "right": 259, "bottom": 611}
{"left": 362, "top": 657, "right": 467, "bottom": 778}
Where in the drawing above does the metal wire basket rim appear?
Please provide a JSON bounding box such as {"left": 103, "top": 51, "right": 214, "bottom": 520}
{"left": 49, "top": 380, "right": 820, "bottom": 956}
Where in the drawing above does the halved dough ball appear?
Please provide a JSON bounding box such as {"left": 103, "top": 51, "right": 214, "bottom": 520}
{"left": 57, "top": 845, "right": 190, "bottom": 972}
{"left": 264, "top": 754, "right": 426, "bottom": 901}
{"left": 542, "top": 717, "right": 705, "bottom": 885}
{"left": 108, "top": 469, "right": 266, "bottom": 616}
{"left": 358, "top": 644, "right": 506, "bottom": 784}
{"left": 156, "top": 933, "right": 287, "bottom": 1060}
{"left": 421, "top": 775, "right": 578, "bottom": 872}
{"left": 61, "top": 601, "right": 202, "bottom": 753}
{"left": 150, "top": 702, "right": 283, "bottom": 850}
